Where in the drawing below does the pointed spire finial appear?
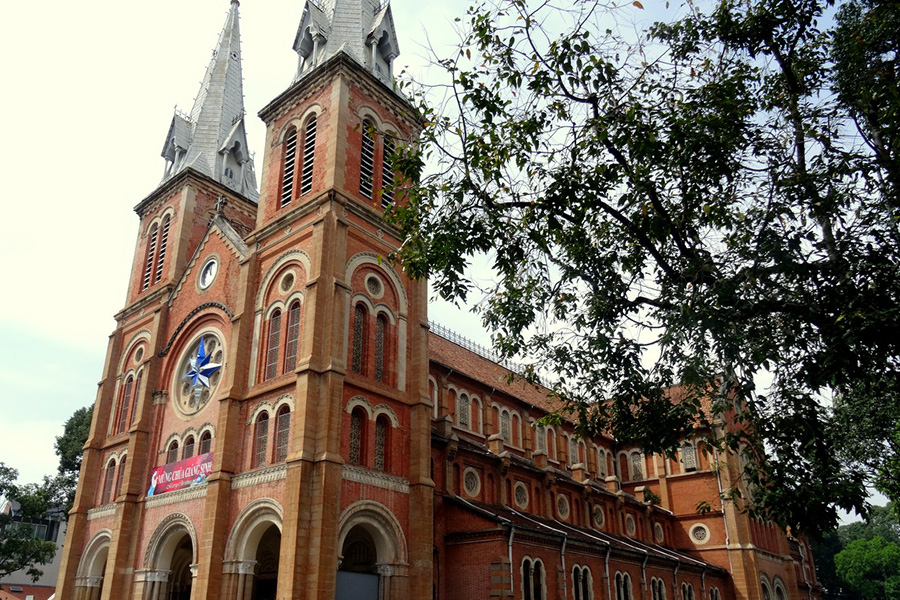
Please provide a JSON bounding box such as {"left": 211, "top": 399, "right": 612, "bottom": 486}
{"left": 159, "top": 1, "right": 259, "bottom": 202}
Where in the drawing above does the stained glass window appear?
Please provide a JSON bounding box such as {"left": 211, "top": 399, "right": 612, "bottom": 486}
{"left": 374, "top": 417, "right": 387, "bottom": 470}
{"left": 351, "top": 304, "right": 366, "bottom": 374}
{"left": 374, "top": 314, "right": 386, "bottom": 382}
{"left": 682, "top": 443, "right": 698, "bottom": 472}
{"left": 501, "top": 411, "right": 510, "bottom": 443}
{"left": 265, "top": 310, "right": 282, "bottom": 380}
{"left": 631, "top": 451, "right": 644, "bottom": 480}
{"left": 457, "top": 394, "right": 470, "bottom": 429}
{"left": 102, "top": 461, "right": 116, "bottom": 504}
{"left": 275, "top": 406, "right": 291, "bottom": 463}
{"left": 349, "top": 409, "right": 363, "bottom": 464}
{"left": 284, "top": 301, "right": 301, "bottom": 373}
{"left": 253, "top": 413, "right": 269, "bottom": 468}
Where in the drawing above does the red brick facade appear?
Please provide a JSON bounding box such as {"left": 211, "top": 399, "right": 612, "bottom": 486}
{"left": 55, "top": 36, "right": 819, "bottom": 600}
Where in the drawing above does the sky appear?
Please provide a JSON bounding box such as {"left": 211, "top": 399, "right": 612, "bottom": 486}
{"left": 0, "top": 0, "right": 483, "bottom": 486}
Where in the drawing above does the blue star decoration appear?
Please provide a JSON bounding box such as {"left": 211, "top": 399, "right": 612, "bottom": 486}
{"left": 183, "top": 338, "right": 222, "bottom": 408}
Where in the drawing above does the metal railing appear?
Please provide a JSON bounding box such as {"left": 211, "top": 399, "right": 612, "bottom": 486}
{"left": 429, "top": 321, "right": 529, "bottom": 377}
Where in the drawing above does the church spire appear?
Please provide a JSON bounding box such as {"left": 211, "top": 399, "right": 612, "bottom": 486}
{"left": 293, "top": 0, "right": 400, "bottom": 87}
{"left": 160, "top": 0, "right": 259, "bottom": 202}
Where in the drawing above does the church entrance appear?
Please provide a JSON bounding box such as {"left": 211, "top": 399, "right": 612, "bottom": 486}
{"left": 250, "top": 524, "right": 281, "bottom": 600}
{"left": 336, "top": 525, "right": 380, "bottom": 600}
{"left": 167, "top": 536, "right": 194, "bottom": 600}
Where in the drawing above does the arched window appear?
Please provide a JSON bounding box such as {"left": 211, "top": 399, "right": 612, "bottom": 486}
{"left": 774, "top": 585, "right": 786, "bottom": 600}
{"left": 682, "top": 583, "right": 695, "bottom": 600}
{"left": 183, "top": 436, "right": 195, "bottom": 460}
{"left": 349, "top": 408, "right": 366, "bottom": 465}
{"left": 536, "top": 425, "right": 546, "bottom": 453}
{"left": 616, "top": 573, "right": 633, "bottom": 600}
{"left": 264, "top": 309, "right": 282, "bottom": 381}
{"left": 522, "top": 558, "right": 544, "bottom": 600}
{"left": 573, "top": 566, "right": 592, "bottom": 600}
{"left": 274, "top": 405, "right": 291, "bottom": 463}
{"left": 142, "top": 224, "right": 158, "bottom": 290}
{"left": 374, "top": 415, "right": 390, "bottom": 471}
{"left": 253, "top": 413, "right": 269, "bottom": 468}
{"left": 457, "top": 394, "right": 470, "bottom": 429}
{"left": 300, "top": 115, "right": 316, "bottom": 196}
{"left": 682, "top": 442, "right": 698, "bottom": 472}
{"left": 351, "top": 304, "right": 367, "bottom": 375}
{"left": 154, "top": 215, "right": 171, "bottom": 284}
{"left": 709, "top": 587, "right": 720, "bottom": 600}
{"left": 281, "top": 127, "right": 297, "bottom": 207}
{"left": 359, "top": 119, "right": 375, "bottom": 199}
{"left": 500, "top": 411, "right": 511, "bottom": 443}
{"left": 115, "top": 455, "right": 127, "bottom": 499}
{"left": 651, "top": 578, "right": 667, "bottom": 600}
{"left": 381, "top": 136, "right": 395, "bottom": 207}
{"left": 374, "top": 313, "right": 387, "bottom": 382}
{"left": 166, "top": 441, "right": 179, "bottom": 465}
{"left": 283, "top": 301, "right": 302, "bottom": 373}
{"left": 101, "top": 460, "right": 116, "bottom": 505}
{"left": 116, "top": 375, "right": 134, "bottom": 435}
{"left": 569, "top": 437, "right": 579, "bottom": 465}
{"left": 631, "top": 451, "right": 644, "bottom": 480}
{"left": 761, "top": 582, "right": 772, "bottom": 600}
{"left": 199, "top": 430, "right": 212, "bottom": 455}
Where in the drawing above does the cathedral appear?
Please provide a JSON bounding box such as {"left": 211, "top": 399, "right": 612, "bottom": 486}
{"left": 56, "top": 2, "right": 821, "bottom": 599}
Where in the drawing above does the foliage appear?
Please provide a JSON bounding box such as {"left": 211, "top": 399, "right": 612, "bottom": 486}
{"left": 390, "top": 0, "right": 900, "bottom": 534}
{"left": 834, "top": 536, "right": 900, "bottom": 599}
{"left": 53, "top": 405, "right": 93, "bottom": 516}
{"left": 0, "top": 464, "right": 58, "bottom": 582}
{"left": 812, "top": 504, "right": 900, "bottom": 599}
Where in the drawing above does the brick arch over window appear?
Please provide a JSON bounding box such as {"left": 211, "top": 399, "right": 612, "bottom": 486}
{"left": 344, "top": 255, "right": 409, "bottom": 389}
{"left": 337, "top": 500, "right": 408, "bottom": 568}
{"left": 223, "top": 498, "right": 284, "bottom": 562}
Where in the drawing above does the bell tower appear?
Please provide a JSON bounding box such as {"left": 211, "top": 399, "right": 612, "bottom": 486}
{"left": 247, "top": 1, "right": 432, "bottom": 598}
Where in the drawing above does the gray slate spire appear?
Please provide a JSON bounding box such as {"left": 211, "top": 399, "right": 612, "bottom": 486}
{"left": 161, "top": 0, "right": 259, "bottom": 202}
{"left": 293, "top": 0, "right": 400, "bottom": 86}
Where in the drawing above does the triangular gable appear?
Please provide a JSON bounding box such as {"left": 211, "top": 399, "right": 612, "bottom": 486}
{"left": 369, "top": 4, "right": 399, "bottom": 59}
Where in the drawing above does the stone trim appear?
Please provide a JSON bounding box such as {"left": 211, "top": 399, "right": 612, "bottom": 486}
{"left": 145, "top": 484, "right": 208, "bottom": 508}
{"left": 231, "top": 464, "right": 287, "bottom": 489}
{"left": 342, "top": 464, "right": 410, "bottom": 493}
{"left": 86, "top": 504, "right": 117, "bottom": 521}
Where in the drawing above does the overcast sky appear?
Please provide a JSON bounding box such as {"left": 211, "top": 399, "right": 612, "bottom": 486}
{"left": 0, "top": 0, "right": 488, "bottom": 485}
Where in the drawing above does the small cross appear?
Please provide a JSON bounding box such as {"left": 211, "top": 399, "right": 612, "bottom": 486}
{"left": 215, "top": 195, "right": 228, "bottom": 214}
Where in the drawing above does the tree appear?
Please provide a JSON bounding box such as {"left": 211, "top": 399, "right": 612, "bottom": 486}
{"left": 390, "top": 0, "right": 900, "bottom": 534}
{"left": 53, "top": 405, "right": 93, "bottom": 516}
{"left": 834, "top": 536, "right": 900, "bottom": 599}
{"left": 0, "top": 464, "right": 58, "bottom": 582}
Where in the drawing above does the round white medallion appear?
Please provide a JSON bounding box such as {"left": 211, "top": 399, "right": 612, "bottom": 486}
{"left": 199, "top": 258, "right": 218, "bottom": 289}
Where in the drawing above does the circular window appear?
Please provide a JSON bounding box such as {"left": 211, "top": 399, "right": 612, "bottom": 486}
{"left": 365, "top": 274, "right": 384, "bottom": 299}
{"left": 625, "top": 514, "right": 636, "bottom": 536}
{"left": 198, "top": 257, "right": 218, "bottom": 289}
{"left": 463, "top": 468, "right": 481, "bottom": 497}
{"left": 514, "top": 482, "right": 529, "bottom": 509}
{"left": 134, "top": 346, "right": 145, "bottom": 364}
{"left": 172, "top": 331, "right": 224, "bottom": 418}
{"left": 592, "top": 505, "right": 605, "bottom": 529}
{"left": 655, "top": 522, "right": 665, "bottom": 543}
{"left": 556, "top": 494, "right": 570, "bottom": 520}
{"left": 690, "top": 523, "right": 710, "bottom": 544}
{"left": 280, "top": 271, "right": 296, "bottom": 293}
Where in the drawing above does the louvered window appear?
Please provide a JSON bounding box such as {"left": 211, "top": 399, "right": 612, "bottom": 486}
{"left": 359, "top": 119, "right": 375, "bottom": 199}
{"left": 374, "top": 314, "right": 387, "bottom": 382}
{"left": 199, "top": 431, "right": 212, "bottom": 455}
{"left": 253, "top": 413, "right": 269, "bottom": 468}
{"left": 116, "top": 376, "right": 134, "bottom": 435}
{"left": 115, "top": 456, "right": 127, "bottom": 499}
{"left": 183, "top": 436, "right": 195, "bottom": 460}
{"left": 265, "top": 310, "right": 282, "bottom": 380}
{"left": 275, "top": 406, "right": 291, "bottom": 463}
{"left": 142, "top": 226, "right": 158, "bottom": 290}
{"left": 381, "top": 137, "right": 395, "bottom": 207}
{"left": 167, "top": 441, "right": 179, "bottom": 465}
{"left": 374, "top": 417, "right": 388, "bottom": 470}
{"left": 281, "top": 128, "right": 297, "bottom": 207}
{"left": 102, "top": 462, "right": 116, "bottom": 504}
{"left": 351, "top": 304, "right": 366, "bottom": 374}
{"left": 301, "top": 116, "right": 316, "bottom": 195}
{"left": 284, "top": 301, "right": 301, "bottom": 373}
{"left": 154, "top": 215, "right": 170, "bottom": 284}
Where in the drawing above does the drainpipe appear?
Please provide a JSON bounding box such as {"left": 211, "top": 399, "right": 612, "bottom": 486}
{"left": 605, "top": 545, "right": 613, "bottom": 600}
{"left": 673, "top": 561, "right": 681, "bottom": 600}
{"left": 641, "top": 552, "right": 650, "bottom": 599}
{"left": 508, "top": 526, "right": 516, "bottom": 599}
{"left": 701, "top": 567, "right": 707, "bottom": 599}
{"left": 560, "top": 532, "right": 569, "bottom": 600}
{"left": 713, "top": 448, "right": 735, "bottom": 576}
